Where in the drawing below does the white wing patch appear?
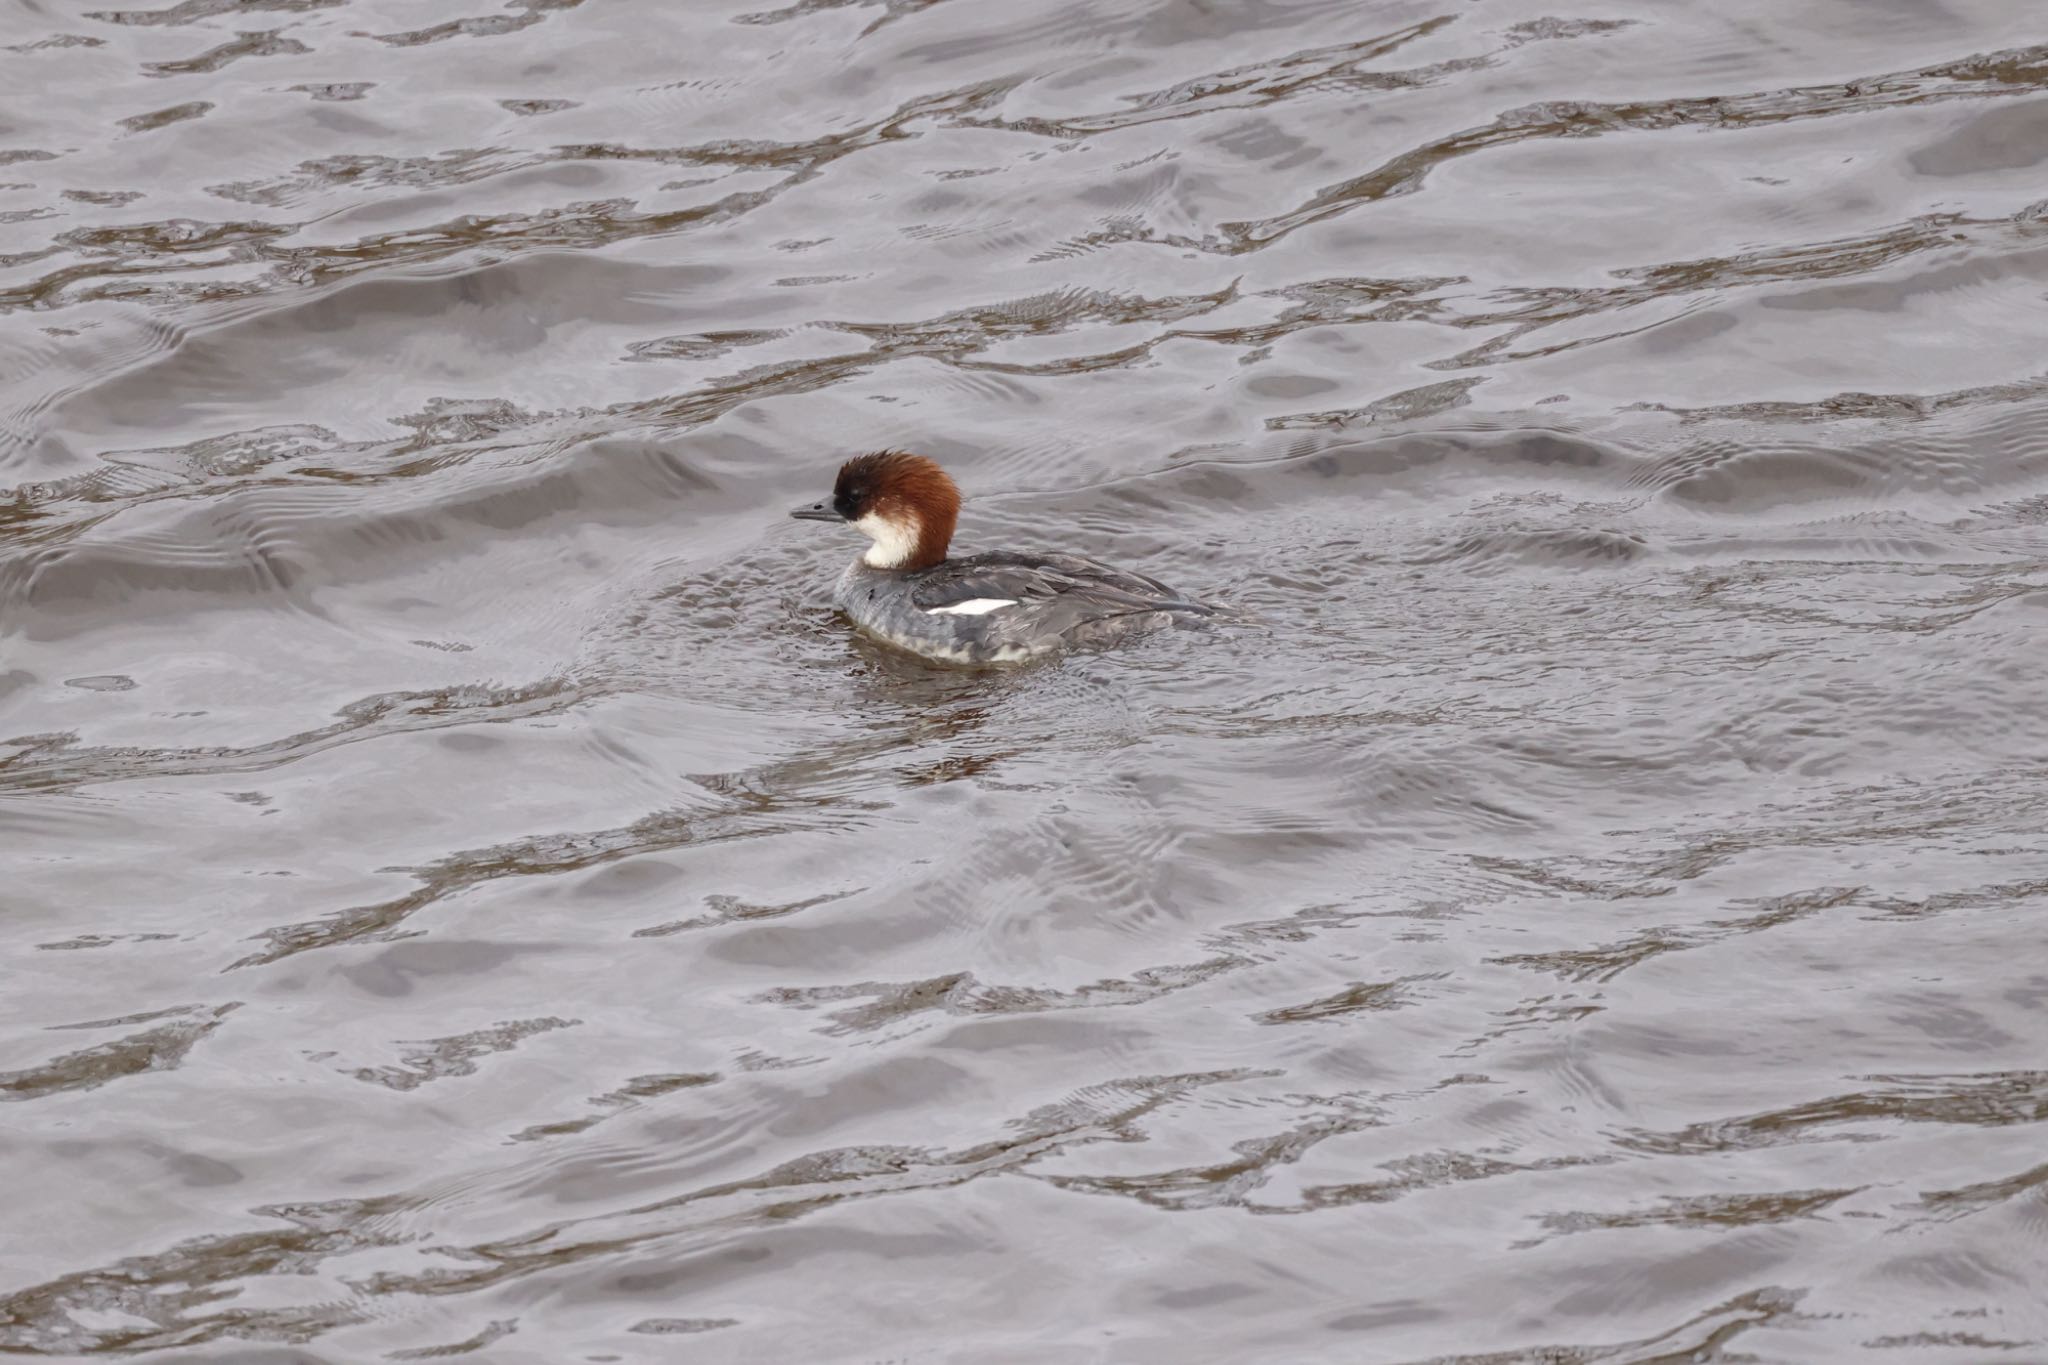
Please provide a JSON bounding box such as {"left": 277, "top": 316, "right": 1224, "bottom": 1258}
{"left": 924, "top": 597, "right": 1018, "bottom": 617}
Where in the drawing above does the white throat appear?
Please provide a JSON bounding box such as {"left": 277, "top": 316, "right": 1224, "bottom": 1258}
{"left": 855, "top": 510, "right": 921, "bottom": 569}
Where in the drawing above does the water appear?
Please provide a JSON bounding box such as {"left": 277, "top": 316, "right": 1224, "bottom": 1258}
{"left": 5, "top": 0, "right": 2048, "bottom": 1359}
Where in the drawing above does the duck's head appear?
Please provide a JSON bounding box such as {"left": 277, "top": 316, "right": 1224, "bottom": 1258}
{"left": 790, "top": 450, "right": 961, "bottom": 571}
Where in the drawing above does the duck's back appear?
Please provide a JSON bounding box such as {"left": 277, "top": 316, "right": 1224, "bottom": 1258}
{"left": 835, "top": 552, "right": 1215, "bottom": 663}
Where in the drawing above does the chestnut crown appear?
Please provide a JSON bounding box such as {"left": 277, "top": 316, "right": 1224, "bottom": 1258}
{"left": 791, "top": 450, "right": 961, "bottom": 571}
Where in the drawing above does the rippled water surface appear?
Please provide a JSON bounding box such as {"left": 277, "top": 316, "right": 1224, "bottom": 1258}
{"left": 7, "top": 0, "right": 2048, "bottom": 1359}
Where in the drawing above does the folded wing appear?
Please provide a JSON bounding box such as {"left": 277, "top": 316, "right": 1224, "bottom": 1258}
{"left": 910, "top": 552, "right": 1213, "bottom": 645}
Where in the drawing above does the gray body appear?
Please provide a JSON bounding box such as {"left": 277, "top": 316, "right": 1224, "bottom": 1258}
{"left": 835, "top": 552, "right": 1217, "bottom": 664}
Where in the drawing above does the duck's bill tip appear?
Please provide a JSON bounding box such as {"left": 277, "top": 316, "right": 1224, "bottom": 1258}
{"left": 789, "top": 502, "right": 843, "bottom": 522}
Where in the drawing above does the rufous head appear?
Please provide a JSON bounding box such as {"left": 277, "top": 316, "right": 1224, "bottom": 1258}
{"left": 789, "top": 451, "right": 960, "bottom": 571}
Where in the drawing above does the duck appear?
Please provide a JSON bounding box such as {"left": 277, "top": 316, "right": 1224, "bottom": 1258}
{"left": 790, "top": 451, "right": 1219, "bottom": 664}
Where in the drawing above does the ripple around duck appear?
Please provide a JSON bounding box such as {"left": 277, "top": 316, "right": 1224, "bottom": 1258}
{"left": 1403, "top": 526, "right": 1651, "bottom": 571}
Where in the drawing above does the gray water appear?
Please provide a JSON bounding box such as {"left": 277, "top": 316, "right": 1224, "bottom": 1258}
{"left": 5, "top": 1, "right": 2048, "bottom": 1360}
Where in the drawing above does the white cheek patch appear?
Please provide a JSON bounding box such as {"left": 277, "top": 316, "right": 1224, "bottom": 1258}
{"left": 925, "top": 598, "right": 1017, "bottom": 616}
